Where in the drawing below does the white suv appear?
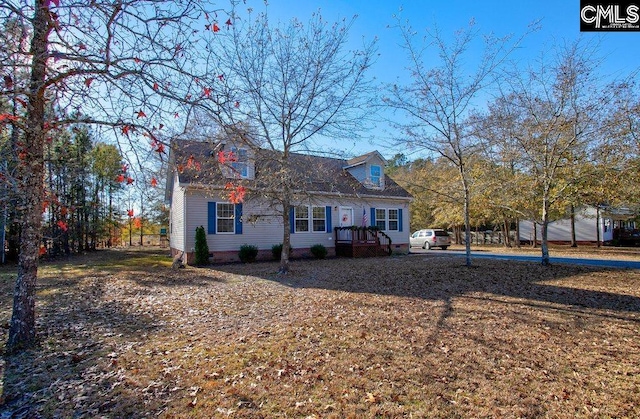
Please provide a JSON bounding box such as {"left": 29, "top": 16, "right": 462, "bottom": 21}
{"left": 410, "top": 229, "right": 451, "bottom": 250}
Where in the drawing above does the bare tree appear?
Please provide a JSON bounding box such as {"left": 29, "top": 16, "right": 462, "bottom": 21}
{"left": 384, "top": 17, "right": 532, "bottom": 266}
{"left": 0, "top": 0, "right": 234, "bottom": 352}
{"left": 493, "top": 41, "right": 607, "bottom": 265}
{"left": 203, "top": 10, "right": 377, "bottom": 273}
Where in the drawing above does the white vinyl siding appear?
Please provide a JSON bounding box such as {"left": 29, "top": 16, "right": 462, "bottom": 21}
{"left": 182, "top": 192, "right": 410, "bottom": 252}
{"left": 169, "top": 175, "right": 185, "bottom": 252}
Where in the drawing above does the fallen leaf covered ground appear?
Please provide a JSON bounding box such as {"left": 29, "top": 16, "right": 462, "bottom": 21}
{"left": 1, "top": 246, "right": 639, "bottom": 418}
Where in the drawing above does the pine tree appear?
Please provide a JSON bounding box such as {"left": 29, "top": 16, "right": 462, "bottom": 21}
{"left": 194, "top": 226, "right": 209, "bottom": 266}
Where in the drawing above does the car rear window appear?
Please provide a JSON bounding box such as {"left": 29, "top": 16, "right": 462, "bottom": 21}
{"left": 434, "top": 230, "right": 449, "bottom": 236}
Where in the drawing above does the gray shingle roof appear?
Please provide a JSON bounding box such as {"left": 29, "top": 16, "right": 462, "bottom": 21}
{"left": 169, "top": 139, "right": 411, "bottom": 199}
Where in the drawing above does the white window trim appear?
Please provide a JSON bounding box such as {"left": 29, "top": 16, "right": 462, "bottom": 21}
{"left": 295, "top": 205, "right": 327, "bottom": 233}
{"left": 370, "top": 164, "right": 382, "bottom": 187}
{"left": 217, "top": 202, "right": 236, "bottom": 234}
{"left": 230, "top": 147, "right": 249, "bottom": 179}
{"left": 376, "top": 208, "right": 399, "bottom": 232}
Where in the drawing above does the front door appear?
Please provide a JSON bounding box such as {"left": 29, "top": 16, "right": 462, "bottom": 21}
{"left": 339, "top": 207, "right": 353, "bottom": 227}
{"left": 338, "top": 207, "right": 354, "bottom": 241}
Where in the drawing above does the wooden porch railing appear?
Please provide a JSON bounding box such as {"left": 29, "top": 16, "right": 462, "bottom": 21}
{"left": 334, "top": 226, "right": 392, "bottom": 258}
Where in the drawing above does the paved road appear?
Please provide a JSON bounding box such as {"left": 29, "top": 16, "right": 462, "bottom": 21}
{"left": 411, "top": 249, "right": 640, "bottom": 269}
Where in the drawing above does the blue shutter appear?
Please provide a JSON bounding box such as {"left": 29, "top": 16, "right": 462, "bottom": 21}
{"left": 289, "top": 206, "right": 295, "bottom": 234}
{"left": 370, "top": 207, "right": 376, "bottom": 227}
{"left": 325, "top": 206, "right": 332, "bottom": 232}
{"left": 235, "top": 203, "right": 243, "bottom": 234}
{"left": 398, "top": 208, "right": 403, "bottom": 232}
{"left": 208, "top": 202, "right": 216, "bottom": 234}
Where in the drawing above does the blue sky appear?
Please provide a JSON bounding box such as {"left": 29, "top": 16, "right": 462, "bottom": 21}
{"left": 247, "top": 1, "right": 640, "bottom": 157}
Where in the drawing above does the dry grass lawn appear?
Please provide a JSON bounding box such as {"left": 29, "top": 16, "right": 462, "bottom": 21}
{"left": 1, "top": 247, "right": 639, "bottom": 418}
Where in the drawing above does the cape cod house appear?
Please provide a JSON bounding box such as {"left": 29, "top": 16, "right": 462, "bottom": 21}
{"left": 165, "top": 139, "right": 412, "bottom": 264}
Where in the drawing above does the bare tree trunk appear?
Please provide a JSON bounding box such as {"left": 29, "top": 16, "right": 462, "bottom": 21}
{"left": 139, "top": 196, "right": 144, "bottom": 247}
{"left": 462, "top": 179, "right": 472, "bottom": 267}
{"left": 7, "top": 2, "right": 50, "bottom": 352}
{"left": 541, "top": 197, "right": 551, "bottom": 265}
{"left": 570, "top": 204, "right": 577, "bottom": 248}
{"left": 596, "top": 206, "right": 601, "bottom": 248}
{"left": 280, "top": 200, "right": 291, "bottom": 274}
{"left": 503, "top": 218, "right": 512, "bottom": 248}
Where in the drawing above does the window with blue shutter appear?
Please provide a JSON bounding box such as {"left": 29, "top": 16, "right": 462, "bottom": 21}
{"left": 370, "top": 208, "right": 376, "bottom": 228}
{"left": 235, "top": 203, "right": 243, "bottom": 234}
{"left": 398, "top": 208, "right": 403, "bottom": 232}
{"left": 289, "top": 206, "right": 295, "bottom": 234}
{"left": 207, "top": 202, "right": 216, "bottom": 234}
{"left": 325, "top": 206, "right": 332, "bottom": 232}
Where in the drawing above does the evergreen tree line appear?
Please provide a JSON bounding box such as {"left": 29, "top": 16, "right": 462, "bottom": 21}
{"left": 1, "top": 123, "right": 127, "bottom": 261}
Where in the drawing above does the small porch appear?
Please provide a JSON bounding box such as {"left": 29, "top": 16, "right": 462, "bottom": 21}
{"left": 334, "top": 226, "right": 392, "bottom": 258}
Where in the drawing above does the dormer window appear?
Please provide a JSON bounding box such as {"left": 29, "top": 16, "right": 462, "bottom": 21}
{"left": 370, "top": 165, "right": 382, "bottom": 187}
{"left": 231, "top": 147, "right": 248, "bottom": 178}
{"left": 221, "top": 145, "right": 253, "bottom": 179}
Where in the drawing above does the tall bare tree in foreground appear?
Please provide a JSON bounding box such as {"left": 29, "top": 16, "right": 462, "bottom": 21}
{"left": 208, "top": 10, "right": 376, "bottom": 273}
{"left": 384, "top": 17, "right": 532, "bottom": 266}
{"left": 0, "top": 0, "right": 234, "bottom": 352}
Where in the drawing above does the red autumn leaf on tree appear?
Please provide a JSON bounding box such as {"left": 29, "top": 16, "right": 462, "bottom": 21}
{"left": 153, "top": 82, "right": 159, "bottom": 90}
{"left": 235, "top": 101, "right": 240, "bottom": 108}
{"left": 158, "top": 123, "right": 164, "bottom": 130}
{"left": 133, "top": 217, "right": 143, "bottom": 229}
{"left": 177, "top": 164, "right": 184, "bottom": 173}
{"left": 126, "top": 177, "right": 134, "bottom": 185}
{"left": 150, "top": 177, "right": 158, "bottom": 187}
{"left": 213, "top": 23, "right": 220, "bottom": 32}
{"left": 217, "top": 151, "right": 227, "bottom": 164}
{"left": 229, "top": 186, "right": 246, "bottom": 204}
{"left": 39, "top": 246, "right": 47, "bottom": 256}
{"left": 116, "top": 174, "right": 125, "bottom": 182}
{"left": 42, "top": 200, "right": 50, "bottom": 213}
{"left": 57, "top": 220, "right": 68, "bottom": 232}
{"left": 122, "top": 164, "right": 129, "bottom": 173}
{"left": 174, "top": 113, "right": 180, "bottom": 118}
{"left": 217, "top": 74, "right": 224, "bottom": 81}
{"left": 60, "top": 206, "right": 68, "bottom": 217}
{"left": 203, "top": 87, "right": 212, "bottom": 97}
{"left": 84, "top": 78, "right": 94, "bottom": 87}
{"left": 226, "top": 18, "right": 232, "bottom": 26}
{"left": 127, "top": 209, "right": 134, "bottom": 217}
{"left": 137, "top": 109, "right": 147, "bottom": 118}
{"left": 121, "top": 125, "right": 132, "bottom": 136}
{"left": 186, "top": 154, "right": 198, "bottom": 169}
{"left": 0, "top": 114, "right": 19, "bottom": 123}
{"left": 134, "top": 57, "right": 141, "bottom": 63}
